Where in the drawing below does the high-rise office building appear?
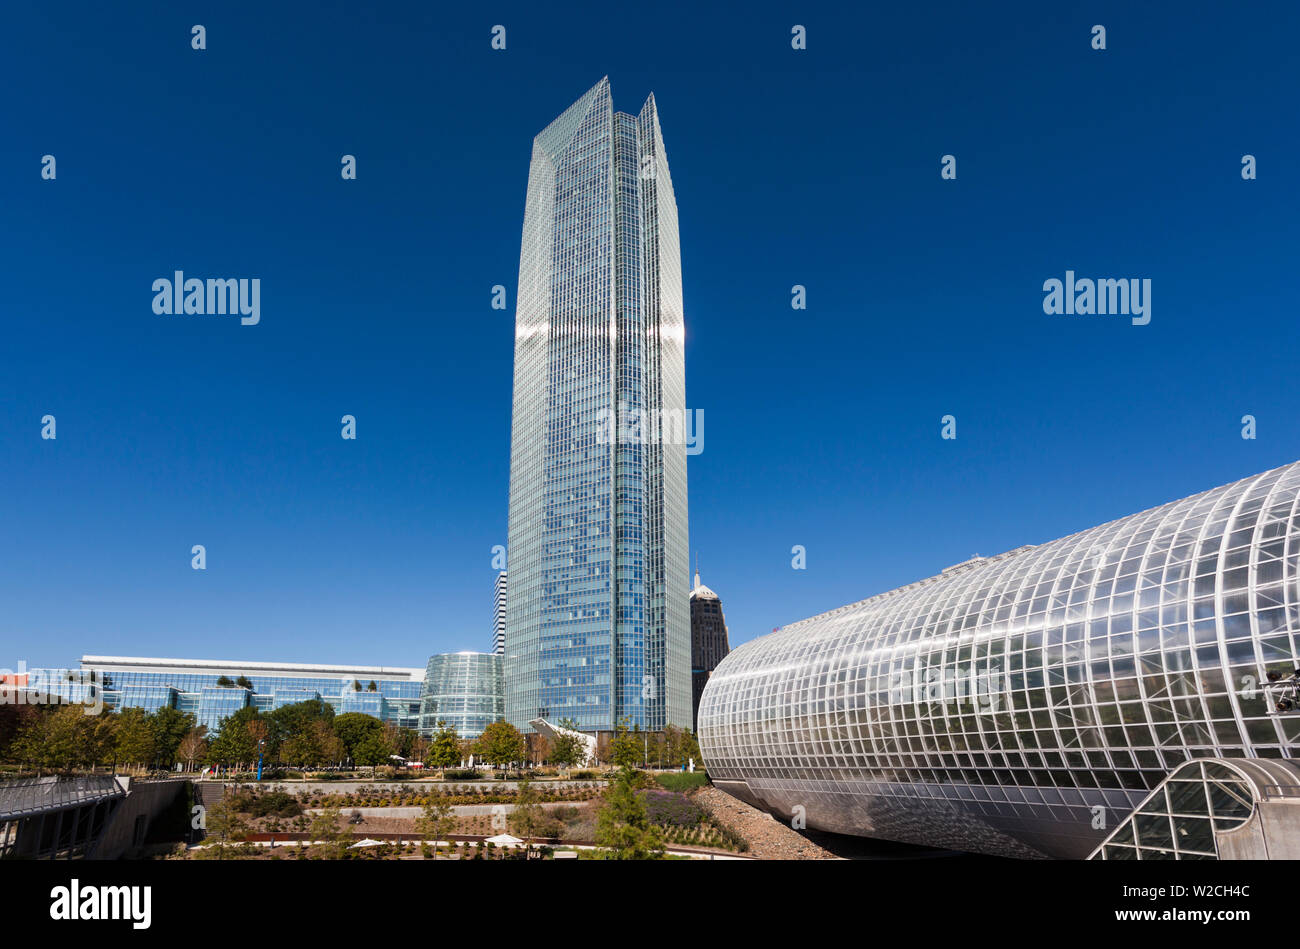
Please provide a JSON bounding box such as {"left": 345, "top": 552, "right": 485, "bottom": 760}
{"left": 505, "top": 77, "right": 691, "bottom": 733}
{"left": 492, "top": 571, "right": 507, "bottom": 656}
{"left": 689, "top": 568, "right": 730, "bottom": 731}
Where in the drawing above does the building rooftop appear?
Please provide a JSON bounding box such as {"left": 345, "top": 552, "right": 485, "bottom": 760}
{"left": 690, "top": 569, "right": 720, "bottom": 600}
{"left": 80, "top": 655, "right": 425, "bottom": 680}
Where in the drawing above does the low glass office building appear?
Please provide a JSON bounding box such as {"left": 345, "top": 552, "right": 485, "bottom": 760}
{"left": 25, "top": 656, "right": 425, "bottom": 733}
{"left": 699, "top": 461, "right": 1300, "bottom": 859}
{"left": 419, "top": 652, "right": 505, "bottom": 740}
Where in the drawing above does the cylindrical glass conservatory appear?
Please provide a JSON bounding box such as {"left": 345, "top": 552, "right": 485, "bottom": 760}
{"left": 699, "top": 462, "right": 1300, "bottom": 858}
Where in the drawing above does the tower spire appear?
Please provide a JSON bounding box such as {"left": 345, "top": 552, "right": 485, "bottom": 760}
{"left": 694, "top": 552, "right": 700, "bottom": 590}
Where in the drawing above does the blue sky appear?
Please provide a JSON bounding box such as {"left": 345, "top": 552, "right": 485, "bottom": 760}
{"left": 3, "top": 1, "right": 1298, "bottom": 670}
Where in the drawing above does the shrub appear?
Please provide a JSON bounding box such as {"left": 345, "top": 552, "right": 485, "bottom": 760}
{"left": 653, "top": 771, "right": 709, "bottom": 792}
{"left": 249, "top": 791, "right": 302, "bottom": 819}
{"left": 713, "top": 822, "right": 749, "bottom": 852}
{"left": 443, "top": 769, "right": 482, "bottom": 781}
{"left": 532, "top": 815, "right": 565, "bottom": 839}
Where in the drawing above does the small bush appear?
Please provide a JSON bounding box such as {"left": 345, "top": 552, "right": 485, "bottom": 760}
{"left": 443, "top": 769, "right": 482, "bottom": 781}
{"left": 249, "top": 791, "right": 302, "bottom": 818}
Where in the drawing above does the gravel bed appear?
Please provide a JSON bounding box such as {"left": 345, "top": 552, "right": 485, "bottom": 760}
{"left": 694, "top": 786, "right": 838, "bottom": 860}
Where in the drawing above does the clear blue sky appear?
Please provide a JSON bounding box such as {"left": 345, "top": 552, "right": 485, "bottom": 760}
{"left": 3, "top": 1, "right": 1297, "bottom": 670}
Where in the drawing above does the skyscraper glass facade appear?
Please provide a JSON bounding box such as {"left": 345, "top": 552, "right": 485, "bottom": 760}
{"left": 505, "top": 77, "right": 690, "bottom": 733}
{"left": 699, "top": 461, "right": 1300, "bottom": 859}
{"left": 419, "top": 652, "right": 505, "bottom": 740}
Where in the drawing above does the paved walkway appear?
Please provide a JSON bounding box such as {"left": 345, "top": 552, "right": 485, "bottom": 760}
{"left": 210, "top": 779, "right": 604, "bottom": 795}
{"left": 304, "top": 802, "right": 580, "bottom": 817}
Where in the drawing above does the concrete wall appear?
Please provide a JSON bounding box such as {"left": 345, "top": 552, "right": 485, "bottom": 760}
{"left": 90, "top": 777, "right": 188, "bottom": 859}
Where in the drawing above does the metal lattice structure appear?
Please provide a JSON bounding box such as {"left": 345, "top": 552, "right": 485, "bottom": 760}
{"left": 1088, "top": 757, "right": 1300, "bottom": 860}
{"left": 700, "top": 461, "right": 1300, "bottom": 858}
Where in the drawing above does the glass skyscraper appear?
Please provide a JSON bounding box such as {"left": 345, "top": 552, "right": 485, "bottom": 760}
{"left": 700, "top": 461, "right": 1300, "bottom": 859}
{"left": 505, "top": 77, "right": 691, "bottom": 734}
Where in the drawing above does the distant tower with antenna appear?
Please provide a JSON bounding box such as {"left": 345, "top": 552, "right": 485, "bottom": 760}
{"left": 689, "top": 555, "right": 730, "bottom": 732}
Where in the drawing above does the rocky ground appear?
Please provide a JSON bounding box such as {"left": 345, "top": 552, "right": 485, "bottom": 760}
{"left": 694, "top": 787, "right": 837, "bottom": 860}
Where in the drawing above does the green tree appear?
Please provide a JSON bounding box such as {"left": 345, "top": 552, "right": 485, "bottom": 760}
{"left": 114, "top": 707, "right": 156, "bottom": 767}
{"left": 548, "top": 717, "right": 587, "bottom": 772}
{"left": 427, "top": 720, "right": 461, "bottom": 772}
{"left": 204, "top": 792, "right": 249, "bottom": 858}
{"left": 407, "top": 732, "right": 430, "bottom": 764}
{"left": 417, "top": 798, "right": 455, "bottom": 852}
{"left": 595, "top": 767, "right": 663, "bottom": 859}
{"left": 281, "top": 718, "right": 345, "bottom": 768}
{"left": 475, "top": 720, "right": 525, "bottom": 769}
{"left": 680, "top": 729, "right": 702, "bottom": 770}
{"left": 47, "top": 711, "right": 83, "bottom": 771}
{"left": 333, "top": 712, "right": 383, "bottom": 764}
{"left": 215, "top": 676, "right": 234, "bottom": 687}
{"left": 234, "top": 676, "right": 253, "bottom": 690}
{"left": 150, "top": 707, "right": 196, "bottom": 769}
{"left": 310, "top": 805, "right": 350, "bottom": 858}
{"left": 366, "top": 680, "right": 377, "bottom": 692}
{"left": 657, "top": 724, "right": 692, "bottom": 768}
{"left": 87, "top": 711, "right": 118, "bottom": 770}
{"left": 265, "top": 699, "right": 335, "bottom": 762}
{"left": 206, "top": 707, "right": 262, "bottom": 768}
{"left": 610, "top": 716, "right": 640, "bottom": 769}
{"left": 508, "top": 778, "right": 544, "bottom": 840}
{"left": 0, "top": 702, "right": 42, "bottom": 765}
{"left": 14, "top": 704, "right": 112, "bottom": 772}
{"left": 317, "top": 719, "right": 346, "bottom": 765}
{"left": 352, "top": 730, "right": 394, "bottom": 767}
{"left": 177, "top": 726, "right": 208, "bottom": 771}
{"left": 383, "top": 722, "right": 422, "bottom": 759}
